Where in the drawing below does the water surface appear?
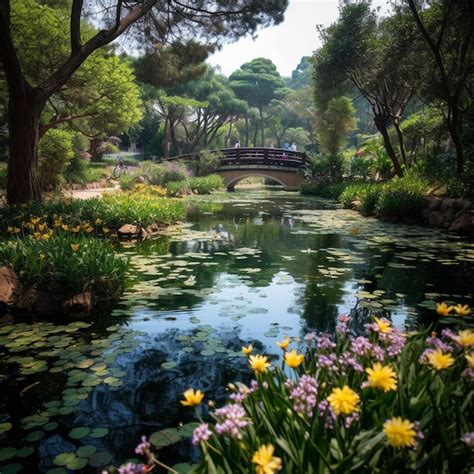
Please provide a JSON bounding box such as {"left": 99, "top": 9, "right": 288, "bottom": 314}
{"left": 0, "top": 191, "right": 473, "bottom": 473}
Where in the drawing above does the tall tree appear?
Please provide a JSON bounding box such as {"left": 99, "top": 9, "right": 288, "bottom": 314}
{"left": 0, "top": 0, "right": 288, "bottom": 203}
{"left": 405, "top": 0, "right": 474, "bottom": 174}
{"left": 229, "top": 58, "right": 284, "bottom": 146}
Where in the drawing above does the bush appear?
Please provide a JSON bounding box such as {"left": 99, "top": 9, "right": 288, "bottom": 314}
{"left": 0, "top": 163, "right": 7, "bottom": 188}
{"left": 38, "top": 129, "right": 74, "bottom": 190}
{"left": 182, "top": 313, "right": 472, "bottom": 473}
{"left": 64, "top": 156, "right": 111, "bottom": 185}
{"left": 0, "top": 235, "right": 128, "bottom": 298}
{"left": 300, "top": 179, "right": 357, "bottom": 199}
{"left": 139, "top": 161, "right": 189, "bottom": 186}
{"left": 0, "top": 193, "right": 186, "bottom": 235}
{"left": 340, "top": 183, "right": 383, "bottom": 216}
{"left": 188, "top": 150, "right": 222, "bottom": 176}
{"left": 166, "top": 175, "right": 225, "bottom": 196}
{"left": 377, "top": 174, "right": 429, "bottom": 220}
{"left": 119, "top": 173, "right": 137, "bottom": 191}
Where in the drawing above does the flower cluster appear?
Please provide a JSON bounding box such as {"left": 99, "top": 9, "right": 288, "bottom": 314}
{"left": 214, "top": 403, "right": 249, "bottom": 440}
{"left": 286, "top": 375, "right": 318, "bottom": 417}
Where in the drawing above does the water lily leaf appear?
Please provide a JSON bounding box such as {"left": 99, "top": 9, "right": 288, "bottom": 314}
{"left": 149, "top": 428, "right": 181, "bottom": 448}
{"left": 66, "top": 456, "right": 88, "bottom": 470}
{"left": 44, "top": 422, "right": 59, "bottom": 431}
{"left": 161, "top": 362, "right": 177, "bottom": 369}
{"left": 0, "top": 447, "right": 17, "bottom": 461}
{"left": 88, "top": 451, "right": 113, "bottom": 467}
{"left": 69, "top": 427, "right": 91, "bottom": 439}
{"left": 76, "top": 445, "right": 97, "bottom": 458}
{"left": 178, "top": 422, "right": 199, "bottom": 437}
{"left": 25, "top": 430, "right": 44, "bottom": 442}
{"left": 16, "top": 446, "right": 34, "bottom": 458}
{"left": 53, "top": 452, "right": 76, "bottom": 466}
{"left": 1, "top": 463, "right": 22, "bottom": 474}
{"left": 0, "top": 422, "right": 12, "bottom": 433}
{"left": 90, "top": 427, "right": 109, "bottom": 438}
{"left": 172, "top": 463, "right": 194, "bottom": 473}
{"left": 46, "top": 469, "right": 67, "bottom": 474}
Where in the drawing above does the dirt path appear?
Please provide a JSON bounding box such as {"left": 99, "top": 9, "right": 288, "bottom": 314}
{"left": 63, "top": 186, "right": 119, "bottom": 200}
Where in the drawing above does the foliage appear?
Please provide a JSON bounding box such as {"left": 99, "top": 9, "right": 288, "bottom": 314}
{"left": 299, "top": 179, "right": 355, "bottom": 199}
{"left": 316, "top": 96, "right": 357, "bottom": 159}
{"left": 286, "top": 56, "right": 313, "bottom": 89}
{"left": 188, "top": 150, "right": 222, "bottom": 177}
{"left": 355, "top": 137, "right": 394, "bottom": 180}
{"left": 0, "top": 194, "right": 185, "bottom": 235}
{"left": 161, "top": 311, "right": 473, "bottom": 473}
{"left": 165, "top": 175, "right": 224, "bottom": 196}
{"left": 0, "top": 162, "right": 6, "bottom": 188}
{"left": 377, "top": 174, "right": 430, "bottom": 220}
{"left": 340, "top": 183, "right": 383, "bottom": 216}
{"left": 0, "top": 235, "right": 128, "bottom": 297}
{"left": 38, "top": 129, "right": 74, "bottom": 190}
{"left": 63, "top": 155, "right": 110, "bottom": 185}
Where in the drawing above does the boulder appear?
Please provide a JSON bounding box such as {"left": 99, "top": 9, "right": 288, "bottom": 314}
{"left": 449, "top": 214, "right": 474, "bottom": 234}
{"left": 442, "top": 208, "right": 456, "bottom": 227}
{"left": 15, "top": 286, "right": 38, "bottom": 312}
{"left": 441, "top": 198, "right": 455, "bottom": 212}
{"left": 117, "top": 224, "right": 140, "bottom": 239}
{"left": 63, "top": 292, "right": 92, "bottom": 318}
{"left": 0, "top": 266, "right": 23, "bottom": 316}
{"left": 428, "top": 211, "right": 444, "bottom": 228}
{"left": 422, "top": 196, "right": 441, "bottom": 212}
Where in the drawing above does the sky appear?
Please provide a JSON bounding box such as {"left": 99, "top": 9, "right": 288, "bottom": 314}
{"left": 207, "top": 0, "right": 389, "bottom": 78}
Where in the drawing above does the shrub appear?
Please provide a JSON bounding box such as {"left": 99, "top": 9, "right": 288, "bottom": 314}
{"left": 165, "top": 175, "right": 224, "bottom": 196}
{"left": 188, "top": 150, "right": 222, "bottom": 176}
{"left": 0, "top": 163, "right": 7, "bottom": 188}
{"left": 38, "top": 129, "right": 74, "bottom": 190}
{"left": 377, "top": 174, "right": 429, "bottom": 220}
{"left": 119, "top": 173, "right": 138, "bottom": 190}
{"left": 0, "top": 194, "right": 186, "bottom": 236}
{"left": 340, "top": 183, "right": 383, "bottom": 216}
{"left": 64, "top": 156, "right": 111, "bottom": 185}
{"left": 0, "top": 235, "right": 128, "bottom": 298}
{"left": 300, "top": 179, "right": 357, "bottom": 199}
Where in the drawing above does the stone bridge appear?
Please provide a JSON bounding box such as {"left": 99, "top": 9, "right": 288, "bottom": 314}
{"left": 164, "top": 147, "right": 307, "bottom": 191}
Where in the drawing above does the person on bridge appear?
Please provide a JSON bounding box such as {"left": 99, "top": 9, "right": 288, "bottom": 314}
{"left": 234, "top": 140, "right": 241, "bottom": 148}
{"left": 283, "top": 142, "right": 290, "bottom": 150}
{"left": 290, "top": 142, "right": 297, "bottom": 151}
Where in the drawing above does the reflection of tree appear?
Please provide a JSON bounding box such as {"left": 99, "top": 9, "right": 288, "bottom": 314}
{"left": 73, "top": 327, "right": 255, "bottom": 466}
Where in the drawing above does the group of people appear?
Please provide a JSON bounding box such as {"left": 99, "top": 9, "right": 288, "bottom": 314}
{"left": 234, "top": 140, "right": 298, "bottom": 151}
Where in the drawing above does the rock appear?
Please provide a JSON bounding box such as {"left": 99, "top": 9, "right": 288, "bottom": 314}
{"left": 422, "top": 196, "right": 442, "bottom": 212}
{"left": 63, "top": 292, "right": 92, "bottom": 318}
{"left": 351, "top": 199, "right": 361, "bottom": 211}
{"left": 441, "top": 198, "right": 455, "bottom": 212}
{"left": 117, "top": 224, "right": 139, "bottom": 238}
{"left": 15, "top": 286, "right": 38, "bottom": 312}
{"left": 0, "top": 266, "right": 23, "bottom": 316}
{"left": 442, "top": 208, "right": 456, "bottom": 227}
{"left": 35, "top": 290, "right": 65, "bottom": 316}
{"left": 146, "top": 223, "right": 160, "bottom": 234}
{"left": 449, "top": 214, "right": 474, "bottom": 234}
{"left": 428, "top": 211, "right": 444, "bottom": 228}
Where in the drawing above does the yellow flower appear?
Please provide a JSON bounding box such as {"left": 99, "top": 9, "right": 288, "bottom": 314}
{"left": 453, "top": 304, "right": 471, "bottom": 316}
{"left": 30, "top": 217, "right": 39, "bottom": 225}
{"left": 276, "top": 337, "right": 290, "bottom": 351}
{"left": 284, "top": 349, "right": 304, "bottom": 368}
{"left": 436, "top": 302, "right": 454, "bottom": 316}
{"left": 466, "top": 353, "right": 474, "bottom": 368}
{"left": 457, "top": 329, "right": 474, "bottom": 348}
{"left": 70, "top": 244, "right": 79, "bottom": 252}
{"left": 383, "top": 417, "right": 416, "bottom": 448}
{"left": 71, "top": 225, "right": 81, "bottom": 233}
{"left": 426, "top": 349, "right": 455, "bottom": 370}
{"left": 252, "top": 444, "right": 282, "bottom": 474}
{"left": 61, "top": 224, "right": 69, "bottom": 231}
{"left": 249, "top": 354, "right": 271, "bottom": 374}
{"left": 327, "top": 386, "right": 360, "bottom": 415}
{"left": 7, "top": 226, "right": 13, "bottom": 233}
{"left": 242, "top": 345, "right": 253, "bottom": 356}
{"left": 95, "top": 218, "right": 103, "bottom": 225}
{"left": 102, "top": 227, "right": 110, "bottom": 234}
{"left": 38, "top": 224, "right": 46, "bottom": 231}
{"left": 42, "top": 233, "right": 51, "bottom": 241}
{"left": 33, "top": 232, "right": 41, "bottom": 240}
{"left": 13, "top": 227, "right": 21, "bottom": 234}
{"left": 374, "top": 317, "right": 391, "bottom": 333}
{"left": 366, "top": 363, "right": 397, "bottom": 392}
{"left": 180, "top": 388, "right": 204, "bottom": 407}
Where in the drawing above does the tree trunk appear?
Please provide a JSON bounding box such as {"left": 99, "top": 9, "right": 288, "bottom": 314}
{"left": 225, "top": 120, "right": 233, "bottom": 148}
{"left": 448, "top": 105, "right": 464, "bottom": 174}
{"left": 244, "top": 115, "right": 249, "bottom": 147}
{"left": 259, "top": 107, "right": 265, "bottom": 146}
{"left": 373, "top": 113, "right": 404, "bottom": 178}
{"left": 393, "top": 118, "right": 408, "bottom": 168}
{"left": 6, "top": 87, "right": 42, "bottom": 204}
{"left": 163, "top": 118, "right": 170, "bottom": 159}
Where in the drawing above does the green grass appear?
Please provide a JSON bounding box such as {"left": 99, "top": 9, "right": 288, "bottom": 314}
{"left": 300, "top": 179, "right": 360, "bottom": 199}
{"left": 0, "top": 235, "right": 128, "bottom": 297}
{"left": 340, "top": 183, "right": 383, "bottom": 216}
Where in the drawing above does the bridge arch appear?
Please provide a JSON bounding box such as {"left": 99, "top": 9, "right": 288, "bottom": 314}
{"left": 225, "top": 173, "right": 286, "bottom": 189}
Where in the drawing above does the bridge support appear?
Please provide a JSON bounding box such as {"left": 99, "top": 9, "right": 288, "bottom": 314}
{"left": 218, "top": 169, "right": 304, "bottom": 191}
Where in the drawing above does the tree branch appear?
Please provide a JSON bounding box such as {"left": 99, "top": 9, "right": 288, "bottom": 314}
{"left": 70, "top": 0, "right": 84, "bottom": 54}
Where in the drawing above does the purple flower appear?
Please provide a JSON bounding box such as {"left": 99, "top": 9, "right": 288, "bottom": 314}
{"left": 461, "top": 432, "right": 474, "bottom": 449}
{"left": 462, "top": 367, "right": 474, "bottom": 381}
{"left": 350, "top": 336, "right": 372, "bottom": 356}
{"left": 339, "top": 351, "right": 363, "bottom": 373}
{"left": 318, "top": 353, "right": 338, "bottom": 372}
{"left": 317, "top": 334, "right": 336, "bottom": 350}
{"left": 425, "top": 335, "right": 453, "bottom": 352}
{"left": 117, "top": 463, "right": 146, "bottom": 474}
{"left": 134, "top": 436, "right": 150, "bottom": 455}
{"left": 214, "top": 404, "right": 248, "bottom": 439}
{"left": 230, "top": 384, "right": 250, "bottom": 404}
{"left": 286, "top": 375, "right": 318, "bottom": 417}
{"left": 192, "top": 423, "right": 212, "bottom": 446}
{"left": 386, "top": 330, "right": 407, "bottom": 357}
{"left": 304, "top": 332, "right": 317, "bottom": 345}
{"left": 318, "top": 400, "right": 336, "bottom": 429}
{"left": 371, "top": 344, "right": 385, "bottom": 361}
{"left": 336, "top": 314, "right": 351, "bottom": 335}
{"left": 344, "top": 412, "right": 360, "bottom": 429}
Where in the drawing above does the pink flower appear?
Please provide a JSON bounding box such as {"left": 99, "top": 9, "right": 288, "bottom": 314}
{"left": 192, "top": 423, "right": 212, "bottom": 445}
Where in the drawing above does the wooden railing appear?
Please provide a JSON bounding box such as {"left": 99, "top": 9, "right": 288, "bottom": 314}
{"left": 163, "top": 147, "right": 307, "bottom": 170}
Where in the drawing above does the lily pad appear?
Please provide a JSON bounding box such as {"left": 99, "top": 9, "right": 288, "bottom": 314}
{"left": 90, "top": 427, "right": 109, "bottom": 438}
{"left": 69, "top": 427, "right": 91, "bottom": 439}
{"left": 149, "top": 428, "right": 181, "bottom": 448}
{"left": 88, "top": 451, "right": 113, "bottom": 467}
{"left": 76, "top": 445, "right": 97, "bottom": 458}
{"left": 0, "top": 447, "right": 17, "bottom": 461}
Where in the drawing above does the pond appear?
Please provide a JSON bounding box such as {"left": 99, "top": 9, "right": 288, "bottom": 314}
{"left": 0, "top": 191, "right": 473, "bottom": 473}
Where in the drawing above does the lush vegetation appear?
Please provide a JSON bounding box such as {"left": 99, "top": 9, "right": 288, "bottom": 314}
{"left": 0, "top": 235, "right": 128, "bottom": 297}
{"left": 0, "top": 193, "right": 186, "bottom": 236}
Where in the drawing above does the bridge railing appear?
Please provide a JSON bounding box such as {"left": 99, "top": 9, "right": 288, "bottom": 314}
{"left": 163, "top": 147, "right": 307, "bottom": 169}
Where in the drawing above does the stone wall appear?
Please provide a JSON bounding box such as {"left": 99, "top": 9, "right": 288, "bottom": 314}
{"left": 421, "top": 196, "right": 473, "bottom": 237}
